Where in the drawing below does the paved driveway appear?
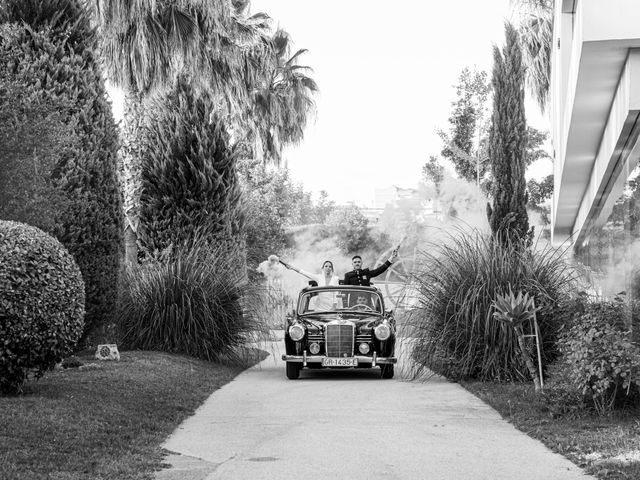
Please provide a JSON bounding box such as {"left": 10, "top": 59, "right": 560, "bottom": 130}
{"left": 156, "top": 337, "right": 593, "bottom": 480}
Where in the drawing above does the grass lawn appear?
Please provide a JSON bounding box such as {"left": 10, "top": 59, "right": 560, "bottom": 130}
{"left": 462, "top": 380, "right": 640, "bottom": 480}
{"left": 0, "top": 349, "right": 267, "bottom": 480}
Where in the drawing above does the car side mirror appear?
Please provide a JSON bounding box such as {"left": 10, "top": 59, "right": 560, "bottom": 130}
{"left": 308, "top": 280, "right": 318, "bottom": 287}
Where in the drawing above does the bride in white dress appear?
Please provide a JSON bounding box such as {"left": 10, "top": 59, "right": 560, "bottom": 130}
{"left": 282, "top": 260, "right": 341, "bottom": 310}
{"left": 283, "top": 260, "right": 340, "bottom": 286}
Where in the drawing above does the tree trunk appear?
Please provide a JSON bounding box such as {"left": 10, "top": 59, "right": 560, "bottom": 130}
{"left": 123, "top": 223, "right": 137, "bottom": 266}
{"left": 118, "top": 90, "right": 147, "bottom": 265}
{"left": 515, "top": 325, "right": 541, "bottom": 393}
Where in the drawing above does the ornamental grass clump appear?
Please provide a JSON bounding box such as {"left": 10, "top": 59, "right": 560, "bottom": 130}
{"left": 117, "top": 236, "right": 268, "bottom": 363}
{"left": 408, "top": 228, "right": 579, "bottom": 381}
{"left": 0, "top": 221, "right": 85, "bottom": 394}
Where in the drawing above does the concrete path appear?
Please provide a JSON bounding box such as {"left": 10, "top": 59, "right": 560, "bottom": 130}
{"left": 156, "top": 336, "right": 593, "bottom": 480}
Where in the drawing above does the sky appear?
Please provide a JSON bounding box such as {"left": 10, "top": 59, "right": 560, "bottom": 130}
{"left": 107, "top": 0, "right": 552, "bottom": 207}
{"left": 249, "top": 0, "right": 551, "bottom": 206}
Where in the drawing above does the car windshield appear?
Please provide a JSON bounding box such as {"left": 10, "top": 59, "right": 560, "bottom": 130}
{"left": 298, "top": 288, "right": 384, "bottom": 315}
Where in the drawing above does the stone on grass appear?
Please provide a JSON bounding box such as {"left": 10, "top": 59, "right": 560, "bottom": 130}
{"left": 95, "top": 344, "right": 120, "bottom": 361}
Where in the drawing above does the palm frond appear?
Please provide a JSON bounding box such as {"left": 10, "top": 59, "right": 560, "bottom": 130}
{"left": 510, "top": 0, "right": 553, "bottom": 112}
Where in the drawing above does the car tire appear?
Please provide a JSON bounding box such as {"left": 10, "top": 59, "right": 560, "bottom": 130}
{"left": 286, "top": 362, "right": 301, "bottom": 380}
{"left": 380, "top": 364, "right": 394, "bottom": 379}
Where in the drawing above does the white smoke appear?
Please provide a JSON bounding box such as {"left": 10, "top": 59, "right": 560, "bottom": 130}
{"left": 256, "top": 255, "right": 286, "bottom": 280}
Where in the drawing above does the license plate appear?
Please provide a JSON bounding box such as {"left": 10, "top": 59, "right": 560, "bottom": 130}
{"left": 322, "top": 357, "right": 358, "bottom": 367}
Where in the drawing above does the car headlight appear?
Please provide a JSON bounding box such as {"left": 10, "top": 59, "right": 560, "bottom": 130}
{"left": 289, "top": 324, "right": 305, "bottom": 342}
{"left": 374, "top": 323, "right": 391, "bottom": 341}
{"left": 309, "top": 342, "right": 320, "bottom": 354}
{"left": 358, "top": 342, "right": 370, "bottom": 354}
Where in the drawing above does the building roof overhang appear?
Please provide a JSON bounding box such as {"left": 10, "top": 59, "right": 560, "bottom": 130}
{"left": 552, "top": 0, "right": 640, "bottom": 243}
{"left": 554, "top": 46, "right": 640, "bottom": 243}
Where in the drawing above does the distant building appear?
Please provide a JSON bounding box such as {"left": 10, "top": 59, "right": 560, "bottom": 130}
{"left": 363, "top": 185, "right": 438, "bottom": 223}
{"left": 359, "top": 207, "right": 385, "bottom": 224}
{"left": 373, "top": 186, "right": 424, "bottom": 208}
{"left": 373, "top": 186, "right": 398, "bottom": 209}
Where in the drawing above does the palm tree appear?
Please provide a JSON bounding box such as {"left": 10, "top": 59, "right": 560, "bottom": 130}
{"left": 510, "top": 0, "right": 553, "bottom": 113}
{"left": 252, "top": 28, "right": 319, "bottom": 164}
{"left": 91, "top": 0, "right": 271, "bottom": 264}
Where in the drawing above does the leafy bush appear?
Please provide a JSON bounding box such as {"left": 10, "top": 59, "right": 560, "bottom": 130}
{"left": 539, "top": 359, "right": 588, "bottom": 418}
{"left": 0, "top": 221, "right": 85, "bottom": 394}
{"left": 237, "top": 158, "right": 289, "bottom": 271}
{"left": 117, "top": 235, "right": 267, "bottom": 362}
{"left": 327, "top": 204, "right": 371, "bottom": 254}
{"left": 553, "top": 296, "right": 640, "bottom": 415}
{"left": 237, "top": 157, "right": 341, "bottom": 274}
{"left": 0, "top": 3, "right": 122, "bottom": 344}
{"left": 408, "top": 228, "right": 579, "bottom": 381}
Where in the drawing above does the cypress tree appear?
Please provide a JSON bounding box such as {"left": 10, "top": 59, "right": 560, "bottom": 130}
{"left": 487, "top": 22, "right": 530, "bottom": 244}
{"left": 0, "top": 0, "right": 123, "bottom": 343}
{"left": 140, "top": 78, "right": 244, "bottom": 258}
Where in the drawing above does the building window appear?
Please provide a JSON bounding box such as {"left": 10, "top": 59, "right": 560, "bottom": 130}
{"left": 575, "top": 164, "right": 640, "bottom": 311}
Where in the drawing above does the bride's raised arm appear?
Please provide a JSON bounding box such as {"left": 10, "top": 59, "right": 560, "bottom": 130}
{"left": 282, "top": 261, "right": 316, "bottom": 281}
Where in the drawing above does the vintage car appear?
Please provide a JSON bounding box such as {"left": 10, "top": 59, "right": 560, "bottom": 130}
{"left": 282, "top": 285, "right": 397, "bottom": 379}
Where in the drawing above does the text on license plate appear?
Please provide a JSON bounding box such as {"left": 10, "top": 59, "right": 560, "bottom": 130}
{"left": 322, "top": 357, "right": 358, "bottom": 367}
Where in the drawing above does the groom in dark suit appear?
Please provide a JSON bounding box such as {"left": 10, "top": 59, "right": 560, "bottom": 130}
{"left": 343, "top": 249, "right": 399, "bottom": 286}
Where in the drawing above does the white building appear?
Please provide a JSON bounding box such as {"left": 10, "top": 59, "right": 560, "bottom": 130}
{"left": 551, "top": 0, "right": 640, "bottom": 246}
{"left": 550, "top": 0, "right": 640, "bottom": 296}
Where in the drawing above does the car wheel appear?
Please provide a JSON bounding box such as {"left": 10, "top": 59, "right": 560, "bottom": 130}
{"left": 286, "top": 362, "right": 301, "bottom": 380}
{"left": 380, "top": 364, "right": 394, "bottom": 379}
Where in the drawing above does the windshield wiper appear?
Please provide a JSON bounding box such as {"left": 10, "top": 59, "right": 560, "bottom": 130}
{"left": 300, "top": 310, "right": 336, "bottom": 316}
{"left": 339, "top": 311, "right": 380, "bottom": 315}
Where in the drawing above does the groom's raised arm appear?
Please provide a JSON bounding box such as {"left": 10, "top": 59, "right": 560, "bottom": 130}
{"left": 367, "top": 248, "right": 399, "bottom": 278}
{"left": 367, "top": 260, "right": 391, "bottom": 279}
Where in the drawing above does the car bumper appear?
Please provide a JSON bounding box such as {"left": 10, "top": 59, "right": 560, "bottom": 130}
{"left": 282, "top": 353, "right": 396, "bottom": 366}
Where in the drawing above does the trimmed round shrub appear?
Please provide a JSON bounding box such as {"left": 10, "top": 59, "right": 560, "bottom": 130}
{"left": 0, "top": 221, "right": 85, "bottom": 394}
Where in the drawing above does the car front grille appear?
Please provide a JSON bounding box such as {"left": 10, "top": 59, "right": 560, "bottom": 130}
{"left": 325, "top": 322, "right": 354, "bottom": 357}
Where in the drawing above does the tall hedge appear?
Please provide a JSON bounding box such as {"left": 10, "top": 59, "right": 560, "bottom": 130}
{"left": 0, "top": 0, "right": 122, "bottom": 343}
{"left": 0, "top": 51, "right": 72, "bottom": 235}
{"left": 140, "top": 78, "right": 244, "bottom": 258}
